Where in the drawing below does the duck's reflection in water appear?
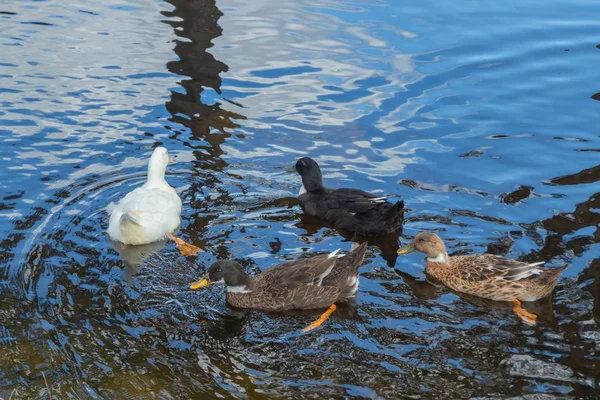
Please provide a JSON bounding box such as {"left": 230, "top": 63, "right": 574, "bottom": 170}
{"left": 297, "top": 214, "right": 402, "bottom": 267}
{"left": 108, "top": 239, "right": 168, "bottom": 285}
{"left": 200, "top": 302, "right": 360, "bottom": 338}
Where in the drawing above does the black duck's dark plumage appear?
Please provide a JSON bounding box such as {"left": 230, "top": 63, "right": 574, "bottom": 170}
{"left": 293, "top": 157, "right": 404, "bottom": 236}
{"left": 190, "top": 242, "right": 368, "bottom": 312}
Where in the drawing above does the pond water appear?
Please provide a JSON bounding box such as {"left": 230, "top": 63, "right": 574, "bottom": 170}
{"left": 1, "top": 0, "right": 599, "bottom": 398}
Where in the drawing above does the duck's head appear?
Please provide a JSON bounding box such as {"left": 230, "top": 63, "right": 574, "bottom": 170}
{"left": 147, "top": 147, "right": 174, "bottom": 182}
{"left": 398, "top": 232, "right": 448, "bottom": 263}
{"left": 190, "top": 260, "right": 252, "bottom": 293}
{"left": 292, "top": 157, "right": 324, "bottom": 192}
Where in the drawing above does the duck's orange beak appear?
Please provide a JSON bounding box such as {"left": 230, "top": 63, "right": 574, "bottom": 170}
{"left": 190, "top": 273, "right": 214, "bottom": 290}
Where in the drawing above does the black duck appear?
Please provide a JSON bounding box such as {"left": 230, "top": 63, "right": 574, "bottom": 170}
{"left": 291, "top": 157, "right": 404, "bottom": 236}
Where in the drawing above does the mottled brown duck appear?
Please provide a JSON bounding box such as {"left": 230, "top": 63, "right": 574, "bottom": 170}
{"left": 398, "top": 232, "right": 566, "bottom": 324}
{"left": 190, "top": 242, "right": 368, "bottom": 331}
{"left": 290, "top": 157, "right": 404, "bottom": 236}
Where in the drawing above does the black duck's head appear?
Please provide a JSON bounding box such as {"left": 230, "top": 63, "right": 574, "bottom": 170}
{"left": 294, "top": 157, "right": 324, "bottom": 192}
{"left": 190, "top": 260, "right": 252, "bottom": 292}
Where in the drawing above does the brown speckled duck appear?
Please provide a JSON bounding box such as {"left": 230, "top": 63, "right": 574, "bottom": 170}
{"left": 291, "top": 157, "right": 404, "bottom": 236}
{"left": 190, "top": 242, "right": 368, "bottom": 331}
{"left": 398, "top": 232, "right": 566, "bottom": 324}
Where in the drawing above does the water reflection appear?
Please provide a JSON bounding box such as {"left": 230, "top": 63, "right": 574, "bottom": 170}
{"left": 540, "top": 166, "right": 600, "bottom": 325}
{"left": 162, "top": 0, "right": 245, "bottom": 146}
{"left": 108, "top": 239, "right": 167, "bottom": 284}
{"left": 579, "top": 258, "right": 600, "bottom": 324}
{"left": 297, "top": 213, "right": 401, "bottom": 266}
{"left": 160, "top": 0, "right": 250, "bottom": 253}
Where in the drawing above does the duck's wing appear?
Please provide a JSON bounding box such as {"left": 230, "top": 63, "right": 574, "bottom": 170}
{"left": 111, "top": 188, "right": 181, "bottom": 232}
{"left": 324, "top": 188, "right": 388, "bottom": 214}
{"left": 458, "top": 254, "right": 546, "bottom": 282}
{"left": 120, "top": 187, "right": 180, "bottom": 211}
{"left": 255, "top": 251, "right": 340, "bottom": 291}
{"left": 260, "top": 284, "right": 342, "bottom": 310}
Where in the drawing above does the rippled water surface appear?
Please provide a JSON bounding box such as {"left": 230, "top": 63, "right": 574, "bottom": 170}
{"left": 1, "top": 0, "right": 600, "bottom": 398}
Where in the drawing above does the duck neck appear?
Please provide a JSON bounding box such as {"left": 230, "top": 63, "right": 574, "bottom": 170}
{"left": 425, "top": 251, "right": 450, "bottom": 281}
{"left": 426, "top": 251, "right": 448, "bottom": 263}
{"left": 301, "top": 173, "right": 325, "bottom": 192}
{"left": 147, "top": 161, "right": 167, "bottom": 186}
{"left": 225, "top": 273, "right": 253, "bottom": 293}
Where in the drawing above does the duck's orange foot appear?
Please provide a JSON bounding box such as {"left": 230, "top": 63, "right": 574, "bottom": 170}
{"left": 513, "top": 299, "right": 537, "bottom": 325}
{"left": 303, "top": 304, "right": 337, "bottom": 332}
{"left": 167, "top": 233, "right": 204, "bottom": 256}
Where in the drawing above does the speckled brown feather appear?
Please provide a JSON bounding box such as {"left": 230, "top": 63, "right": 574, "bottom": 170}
{"left": 225, "top": 243, "right": 368, "bottom": 311}
{"left": 427, "top": 254, "right": 566, "bottom": 302}
{"left": 403, "top": 232, "right": 566, "bottom": 303}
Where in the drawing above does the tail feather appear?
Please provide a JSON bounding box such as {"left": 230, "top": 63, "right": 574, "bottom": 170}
{"left": 106, "top": 202, "right": 117, "bottom": 216}
{"left": 327, "top": 248, "right": 342, "bottom": 259}
{"left": 109, "top": 211, "right": 153, "bottom": 245}
{"left": 323, "top": 242, "right": 368, "bottom": 287}
{"left": 384, "top": 200, "right": 405, "bottom": 229}
{"left": 329, "top": 242, "right": 368, "bottom": 299}
{"left": 540, "top": 265, "right": 567, "bottom": 284}
{"left": 120, "top": 211, "right": 141, "bottom": 227}
{"left": 346, "top": 242, "right": 368, "bottom": 275}
{"left": 350, "top": 200, "right": 404, "bottom": 236}
{"left": 385, "top": 200, "right": 404, "bottom": 219}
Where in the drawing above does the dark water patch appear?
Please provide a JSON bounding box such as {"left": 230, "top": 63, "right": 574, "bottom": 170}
{"left": 460, "top": 149, "right": 485, "bottom": 158}
{"left": 549, "top": 164, "right": 600, "bottom": 185}
{"left": 554, "top": 136, "right": 589, "bottom": 142}
{"left": 78, "top": 9, "right": 98, "bottom": 16}
{"left": 400, "top": 179, "right": 491, "bottom": 198}
{"left": 500, "top": 185, "right": 534, "bottom": 205}
{"left": 20, "top": 21, "right": 54, "bottom": 26}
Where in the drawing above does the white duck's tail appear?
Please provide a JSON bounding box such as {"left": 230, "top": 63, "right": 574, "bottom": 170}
{"left": 115, "top": 211, "right": 150, "bottom": 245}
{"left": 120, "top": 211, "right": 141, "bottom": 227}
{"left": 106, "top": 202, "right": 117, "bottom": 217}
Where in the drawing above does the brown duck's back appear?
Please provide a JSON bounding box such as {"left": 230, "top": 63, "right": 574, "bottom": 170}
{"left": 226, "top": 284, "right": 341, "bottom": 311}
{"left": 426, "top": 255, "right": 567, "bottom": 302}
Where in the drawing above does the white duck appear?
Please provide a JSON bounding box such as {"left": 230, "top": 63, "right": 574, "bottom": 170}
{"left": 107, "top": 147, "right": 202, "bottom": 256}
